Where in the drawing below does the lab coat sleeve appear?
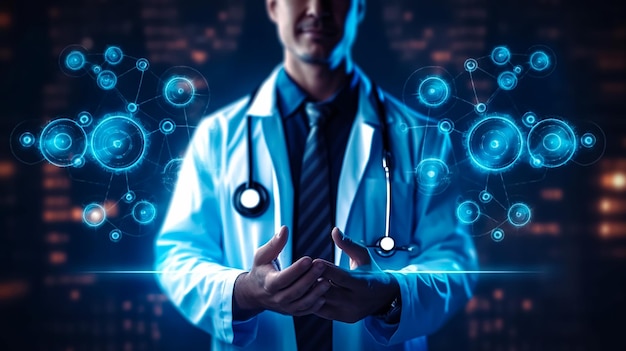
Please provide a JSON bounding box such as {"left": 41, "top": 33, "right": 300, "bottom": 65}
{"left": 154, "top": 116, "right": 259, "bottom": 347}
{"left": 364, "top": 143, "right": 478, "bottom": 345}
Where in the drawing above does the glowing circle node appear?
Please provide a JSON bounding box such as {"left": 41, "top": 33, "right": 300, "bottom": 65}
{"left": 122, "top": 191, "right": 136, "bottom": 203}
{"left": 491, "top": 46, "right": 511, "bottom": 66}
{"left": 65, "top": 51, "right": 86, "bottom": 71}
{"left": 91, "top": 115, "right": 148, "bottom": 172}
{"left": 479, "top": 190, "right": 493, "bottom": 203}
{"left": 71, "top": 155, "right": 85, "bottom": 168}
{"left": 464, "top": 58, "right": 478, "bottom": 72}
{"left": 104, "top": 46, "right": 123, "bottom": 65}
{"left": 417, "top": 76, "right": 450, "bottom": 108}
{"left": 109, "top": 229, "right": 122, "bottom": 242}
{"left": 527, "top": 118, "right": 577, "bottom": 168}
{"left": 522, "top": 112, "right": 537, "bottom": 127}
{"left": 59, "top": 45, "right": 89, "bottom": 77}
{"left": 132, "top": 200, "right": 156, "bottom": 224}
{"left": 530, "top": 50, "right": 551, "bottom": 72}
{"left": 530, "top": 155, "right": 544, "bottom": 168}
{"left": 456, "top": 200, "right": 480, "bottom": 224}
{"left": 415, "top": 158, "right": 451, "bottom": 195}
{"left": 163, "top": 76, "right": 195, "bottom": 107}
{"left": 19, "top": 132, "right": 35, "bottom": 148}
{"left": 40, "top": 118, "right": 88, "bottom": 167}
{"left": 514, "top": 65, "right": 523, "bottom": 74}
{"left": 83, "top": 203, "right": 106, "bottom": 227}
{"left": 399, "top": 123, "right": 408, "bottom": 133}
{"left": 136, "top": 58, "right": 149, "bottom": 72}
{"left": 497, "top": 71, "right": 518, "bottom": 91}
{"left": 159, "top": 119, "right": 176, "bottom": 135}
{"left": 466, "top": 115, "right": 524, "bottom": 172}
{"left": 92, "top": 65, "right": 102, "bottom": 74}
{"left": 437, "top": 119, "right": 454, "bottom": 134}
{"left": 581, "top": 133, "right": 596, "bottom": 148}
{"left": 126, "top": 103, "right": 138, "bottom": 113}
{"left": 77, "top": 111, "right": 93, "bottom": 127}
{"left": 97, "top": 70, "right": 117, "bottom": 90}
{"left": 474, "top": 103, "right": 487, "bottom": 114}
{"left": 507, "top": 203, "right": 531, "bottom": 227}
{"left": 491, "top": 228, "right": 505, "bottom": 242}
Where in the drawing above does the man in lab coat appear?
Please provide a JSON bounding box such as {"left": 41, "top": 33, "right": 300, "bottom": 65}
{"left": 155, "top": 0, "right": 478, "bottom": 350}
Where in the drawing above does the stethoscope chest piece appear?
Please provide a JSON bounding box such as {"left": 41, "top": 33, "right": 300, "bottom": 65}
{"left": 233, "top": 182, "right": 269, "bottom": 218}
{"left": 375, "top": 236, "right": 396, "bottom": 257}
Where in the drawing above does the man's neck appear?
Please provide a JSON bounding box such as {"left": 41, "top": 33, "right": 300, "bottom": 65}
{"left": 284, "top": 55, "right": 352, "bottom": 102}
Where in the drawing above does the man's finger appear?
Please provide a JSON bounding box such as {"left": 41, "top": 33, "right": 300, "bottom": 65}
{"left": 315, "top": 259, "right": 358, "bottom": 289}
{"left": 254, "top": 226, "right": 289, "bottom": 266}
{"left": 331, "top": 227, "right": 371, "bottom": 269}
{"left": 265, "top": 256, "right": 313, "bottom": 292}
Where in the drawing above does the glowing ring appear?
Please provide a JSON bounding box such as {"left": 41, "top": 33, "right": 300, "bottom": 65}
{"left": 527, "top": 118, "right": 576, "bottom": 168}
{"left": 40, "top": 118, "right": 88, "bottom": 167}
{"left": 466, "top": 116, "right": 524, "bottom": 172}
{"left": 91, "top": 115, "right": 148, "bottom": 172}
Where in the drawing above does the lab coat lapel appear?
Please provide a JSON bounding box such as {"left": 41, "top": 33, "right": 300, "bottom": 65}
{"left": 248, "top": 66, "right": 294, "bottom": 266}
{"left": 335, "top": 73, "right": 379, "bottom": 266}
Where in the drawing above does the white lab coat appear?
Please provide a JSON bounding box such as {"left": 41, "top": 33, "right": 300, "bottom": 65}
{"left": 155, "top": 65, "right": 478, "bottom": 350}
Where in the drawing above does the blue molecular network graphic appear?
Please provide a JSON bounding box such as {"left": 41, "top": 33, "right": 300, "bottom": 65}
{"left": 401, "top": 44, "right": 606, "bottom": 242}
{"left": 10, "top": 44, "right": 210, "bottom": 242}
{"left": 9, "top": 44, "right": 606, "bottom": 243}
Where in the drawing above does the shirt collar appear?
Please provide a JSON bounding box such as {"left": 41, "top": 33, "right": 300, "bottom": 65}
{"left": 275, "top": 67, "right": 360, "bottom": 120}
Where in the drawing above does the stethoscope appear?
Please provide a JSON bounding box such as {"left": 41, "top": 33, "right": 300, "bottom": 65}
{"left": 233, "top": 82, "right": 418, "bottom": 257}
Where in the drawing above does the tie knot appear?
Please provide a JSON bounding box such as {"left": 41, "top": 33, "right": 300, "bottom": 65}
{"left": 304, "top": 102, "right": 332, "bottom": 128}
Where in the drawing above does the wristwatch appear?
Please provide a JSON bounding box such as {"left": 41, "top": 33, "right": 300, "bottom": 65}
{"left": 374, "top": 294, "right": 402, "bottom": 324}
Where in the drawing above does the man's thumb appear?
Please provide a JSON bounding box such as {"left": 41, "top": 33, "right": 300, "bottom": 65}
{"left": 331, "top": 227, "right": 370, "bottom": 269}
{"left": 254, "top": 226, "right": 288, "bottom": 266}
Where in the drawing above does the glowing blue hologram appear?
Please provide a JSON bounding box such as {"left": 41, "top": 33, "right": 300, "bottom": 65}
{"left": 527, "top": 118, "right": 576, "bottom": 168}
{"left": 522, "top": 112, "right": 537, "bottom": 128}
{"left": 104, "top": 46, "right": 123, "bottom": 65}
{"left": 132, "top": 200, "right": 157, "bottom": 224}
{"left": 136, "top": 58, "right": 150, "bottom": 72}
{"left": 530, "top": 155, "right": 544, "bottom": 168}
{"left": 399, "top": 123, "right": 408, "bottom": 134}
{"left": 402, "top": 66, "right": 457, "bottom": 117}
{"left": 65, "top": 50, "right": 86, "bottom": 71}
{"left": 158, "top": 66, "right": 211, "bottom": 119}
{"left": 77, "top": 111, "right": 93, "bottom": 127}
{"left": 497, "top": 71, "right": 518, "bottom": 91}
{"left": 418, "top": 76, "right": 451, "bottom": 108}
{"left": 525, "top": 45, "right": 557, "bottom": 77}
{"left": 415, "top": 158, "right": 451, "bottom": 195}
{"left": 19, "top": 132, "right": 35, "bottom": 148}
{"left": 466, "top": 115, "right": 524, "bottom": 172}
{"left": 437, "top": 119, "right": 454, "bottom": 134}
{"left": 122, "top": 191, "right": 136, "bottom": 203}
{"left": 491, "top": 46, "right": 511, "bottom": 66}
{"left": 40, "top": 118, "right": 88, "bottom": 167}
{"left": 513, "top": 65, "right": 523, "bottom": 74}
{"left": 90, "top": 115, "right": 148, "bottom": 173}
{"left": 159, "top": 119, "right": 176, "bottom": 135}
{"left": 163, "top": 158, "right": 183, "bottom": 192}
{"left": 507, "top": 203, "right": 531, "bottom": 227}
{"left": 491, "top": 228, "right": 505, "bottom": 242}
{"left": 456, "top": 200, "right": 481, "bottom": 224}
{"left": 9, "top": 120, "right": 45, "bottom": 165}
{"left": 581, "top": 133, "right": 597, "bottom": 148}
{"left": 163, "top": 76, "right": 195, "bottom": 107}
{"left": 59, "top": 45, "right": 89, "bottom": 77}
{"left": 479, "top": 190, "right": 493, "bottom": 203}
{"left": 572, "top": 121, "right": 606, "bottom": 166}
{"left": 529, "top": 50, "right": 550, "bottom": 72}
{"left": 127, "top": 103, "right": 138, "bottom": 114}
{"left": 97, "top": 70, "right": 117, "bottom": 90}
{"left": 83, "top": 203, "right": 106, "bottom": 227}
{"left": 92, "top": 65, "right": 102, "bottom": 74}
{"left": 464, "top": 58, "right": 478, "bottom": 72}
{"left": 474, "top": 103, "right": 487, "bottom": 114}
{"left": 109, "top": 229, "right": 122, "bottom": 242}
{"left": 72, "top": 155, "right": 85, "bottom": 168}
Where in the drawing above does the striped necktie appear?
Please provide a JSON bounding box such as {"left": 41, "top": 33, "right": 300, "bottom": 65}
{"left": 293, "top": 101, "right": 334, "bottom": 351}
